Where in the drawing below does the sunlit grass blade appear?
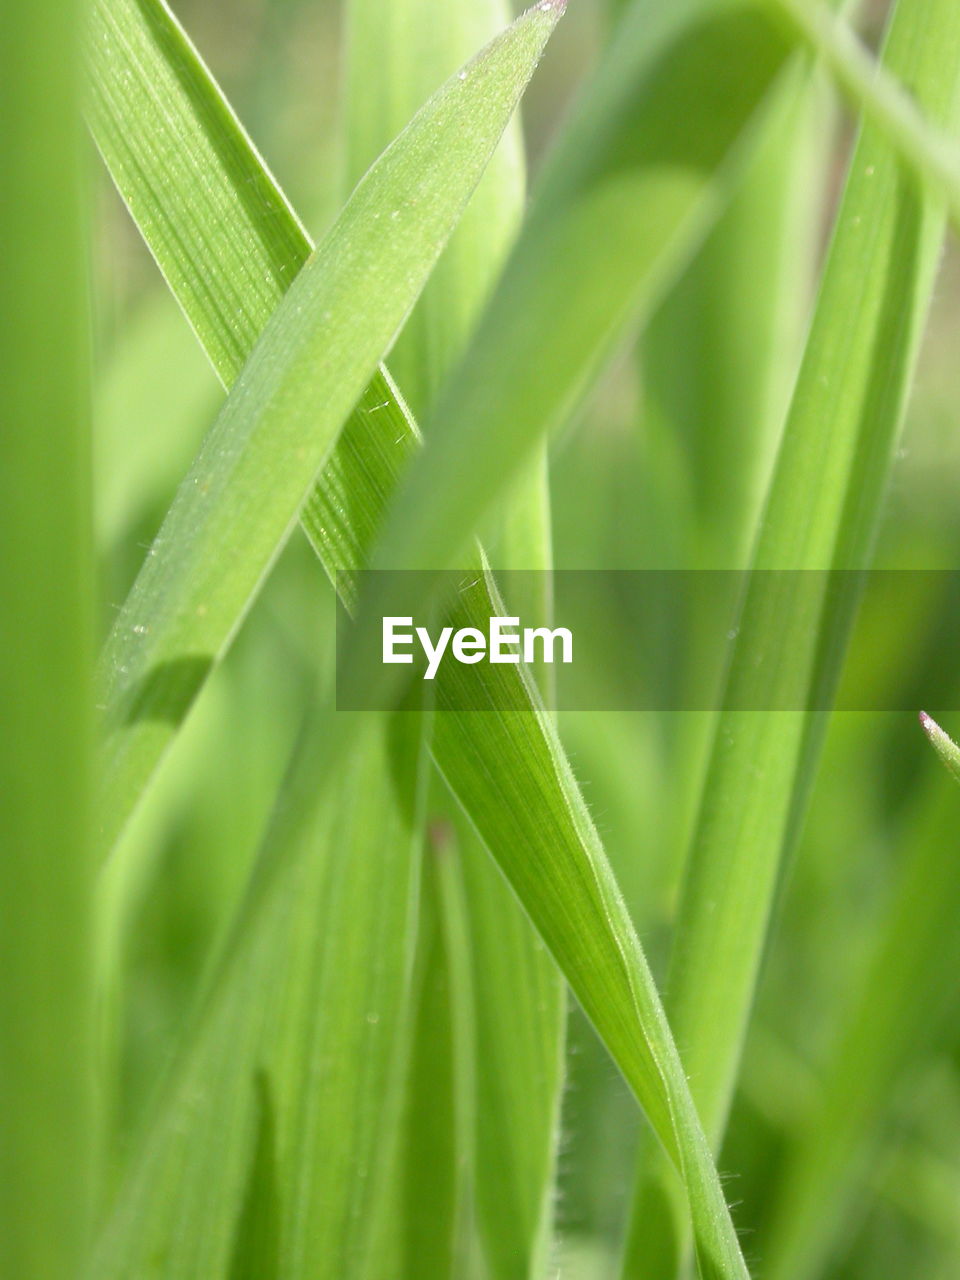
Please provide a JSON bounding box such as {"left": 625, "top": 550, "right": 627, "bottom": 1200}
{"left": 92, "top": 0, "right": 563, "bottom": 856}
{"left": 93, "top": 713, "right": 424, "bottom": 1278}
{"left": 763, "top": 736, "right": 960, "bottom": 1278}
{"left": 0, "top": 0, "right": 95, "bottom": 1273}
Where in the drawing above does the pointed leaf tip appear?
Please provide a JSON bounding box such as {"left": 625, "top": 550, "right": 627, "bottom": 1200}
{"left": 919, "top": 711, "right": 960, "bottom": 785}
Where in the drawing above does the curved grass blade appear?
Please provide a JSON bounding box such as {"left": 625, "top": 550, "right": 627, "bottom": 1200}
{"left": 0, "top": 0, "right": 94, "bottom": 1273}
{"left": 92, "top": 0, "right": 564, "bottom": 856}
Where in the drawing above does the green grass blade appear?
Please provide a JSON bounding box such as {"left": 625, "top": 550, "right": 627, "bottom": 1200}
{"left": 92, "top": 0, "right": 564, "bottom": 856}
{"left": 87, "top": 0, "right": 310, "bottom": 387}
{"left": 663, "top": 0, "right": 960, "bottom": 1154}
{"left": 345, "top": 0, "right": 525, "bottom": 420}
{"left": 767, "top": 0, "right": 960, "bottom": 230}
{"left": 93, "top": 714, "right": 424, "bottom": 1279}
{"left": 0, "top": 1, "right": 95, "bottom": 1274}
{"left": 361, "top": 0, "right": 798, "bottom": 583}
{"left": 762, "top": 743, "right": 960, "bottom": 1278}
{"left": 343, "top": 2, "right": 566, "bottom": 1274}
{"left": 920, "top": 712, "right": 960, "bottom": 785}
{"left": 388, "top": 828, "right": 476, "bottom": 1278}
{"left": 348, "top": 2, "right": 568, "bottom": 1269}
{"left": 89, "top": 5, "right": 752, "bottom": 1272}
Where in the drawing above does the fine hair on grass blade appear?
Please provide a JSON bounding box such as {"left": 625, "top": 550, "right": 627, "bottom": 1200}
{"left": 0, "top": 0, "right": 94, "bottom": 1273}
{"left": 92, "top": 0, "right": 564, "bottom": 858}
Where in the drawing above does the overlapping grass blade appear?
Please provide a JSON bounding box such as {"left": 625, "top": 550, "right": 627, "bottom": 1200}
{"left": 91, "top": 0, "right": 563, "bottom": 855}
{"left": 0, "top": 0, "right": 94, "bottom": 1273}
{"left": 88, "top": 3, "right": 768, "bottom": 1273}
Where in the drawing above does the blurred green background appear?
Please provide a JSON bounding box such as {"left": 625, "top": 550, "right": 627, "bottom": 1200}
{"left": 91, "top": 1, "right": 960, "bottom": 1275}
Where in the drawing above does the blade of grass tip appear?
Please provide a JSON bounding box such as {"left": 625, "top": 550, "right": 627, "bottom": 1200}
{"left": 92, "top": 0, "right": 564, "bottom": 858}
{"left": 920, "top": 712, "right": 960, "bottom": 785}
{"left": 0, "top": 0, "right": 95, "bottom": 1275}
{"left": 345, "top": 0, "right": 566, "bottom": 1271}
{"left": 92, "top": 711, "right": 426, "bottom": 1280}
{"left": 763, "top": 725, "right": 960, "bottom": 1279}
{"left": 422, "top": 564, "right": 750, "bottom": 1280}
{"left": 89, "top": 5, "right": 751, "bottom": 1273}
{"left": 622, "top": 2, "right": 960, "bottom": 1272}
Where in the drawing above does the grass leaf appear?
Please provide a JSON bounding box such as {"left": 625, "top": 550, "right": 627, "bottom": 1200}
{"left": 92, "top": 713, "right": 425, "bottom": 1279}
{"left": 91, "top": 0, "right": 563, "bottom": 855}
